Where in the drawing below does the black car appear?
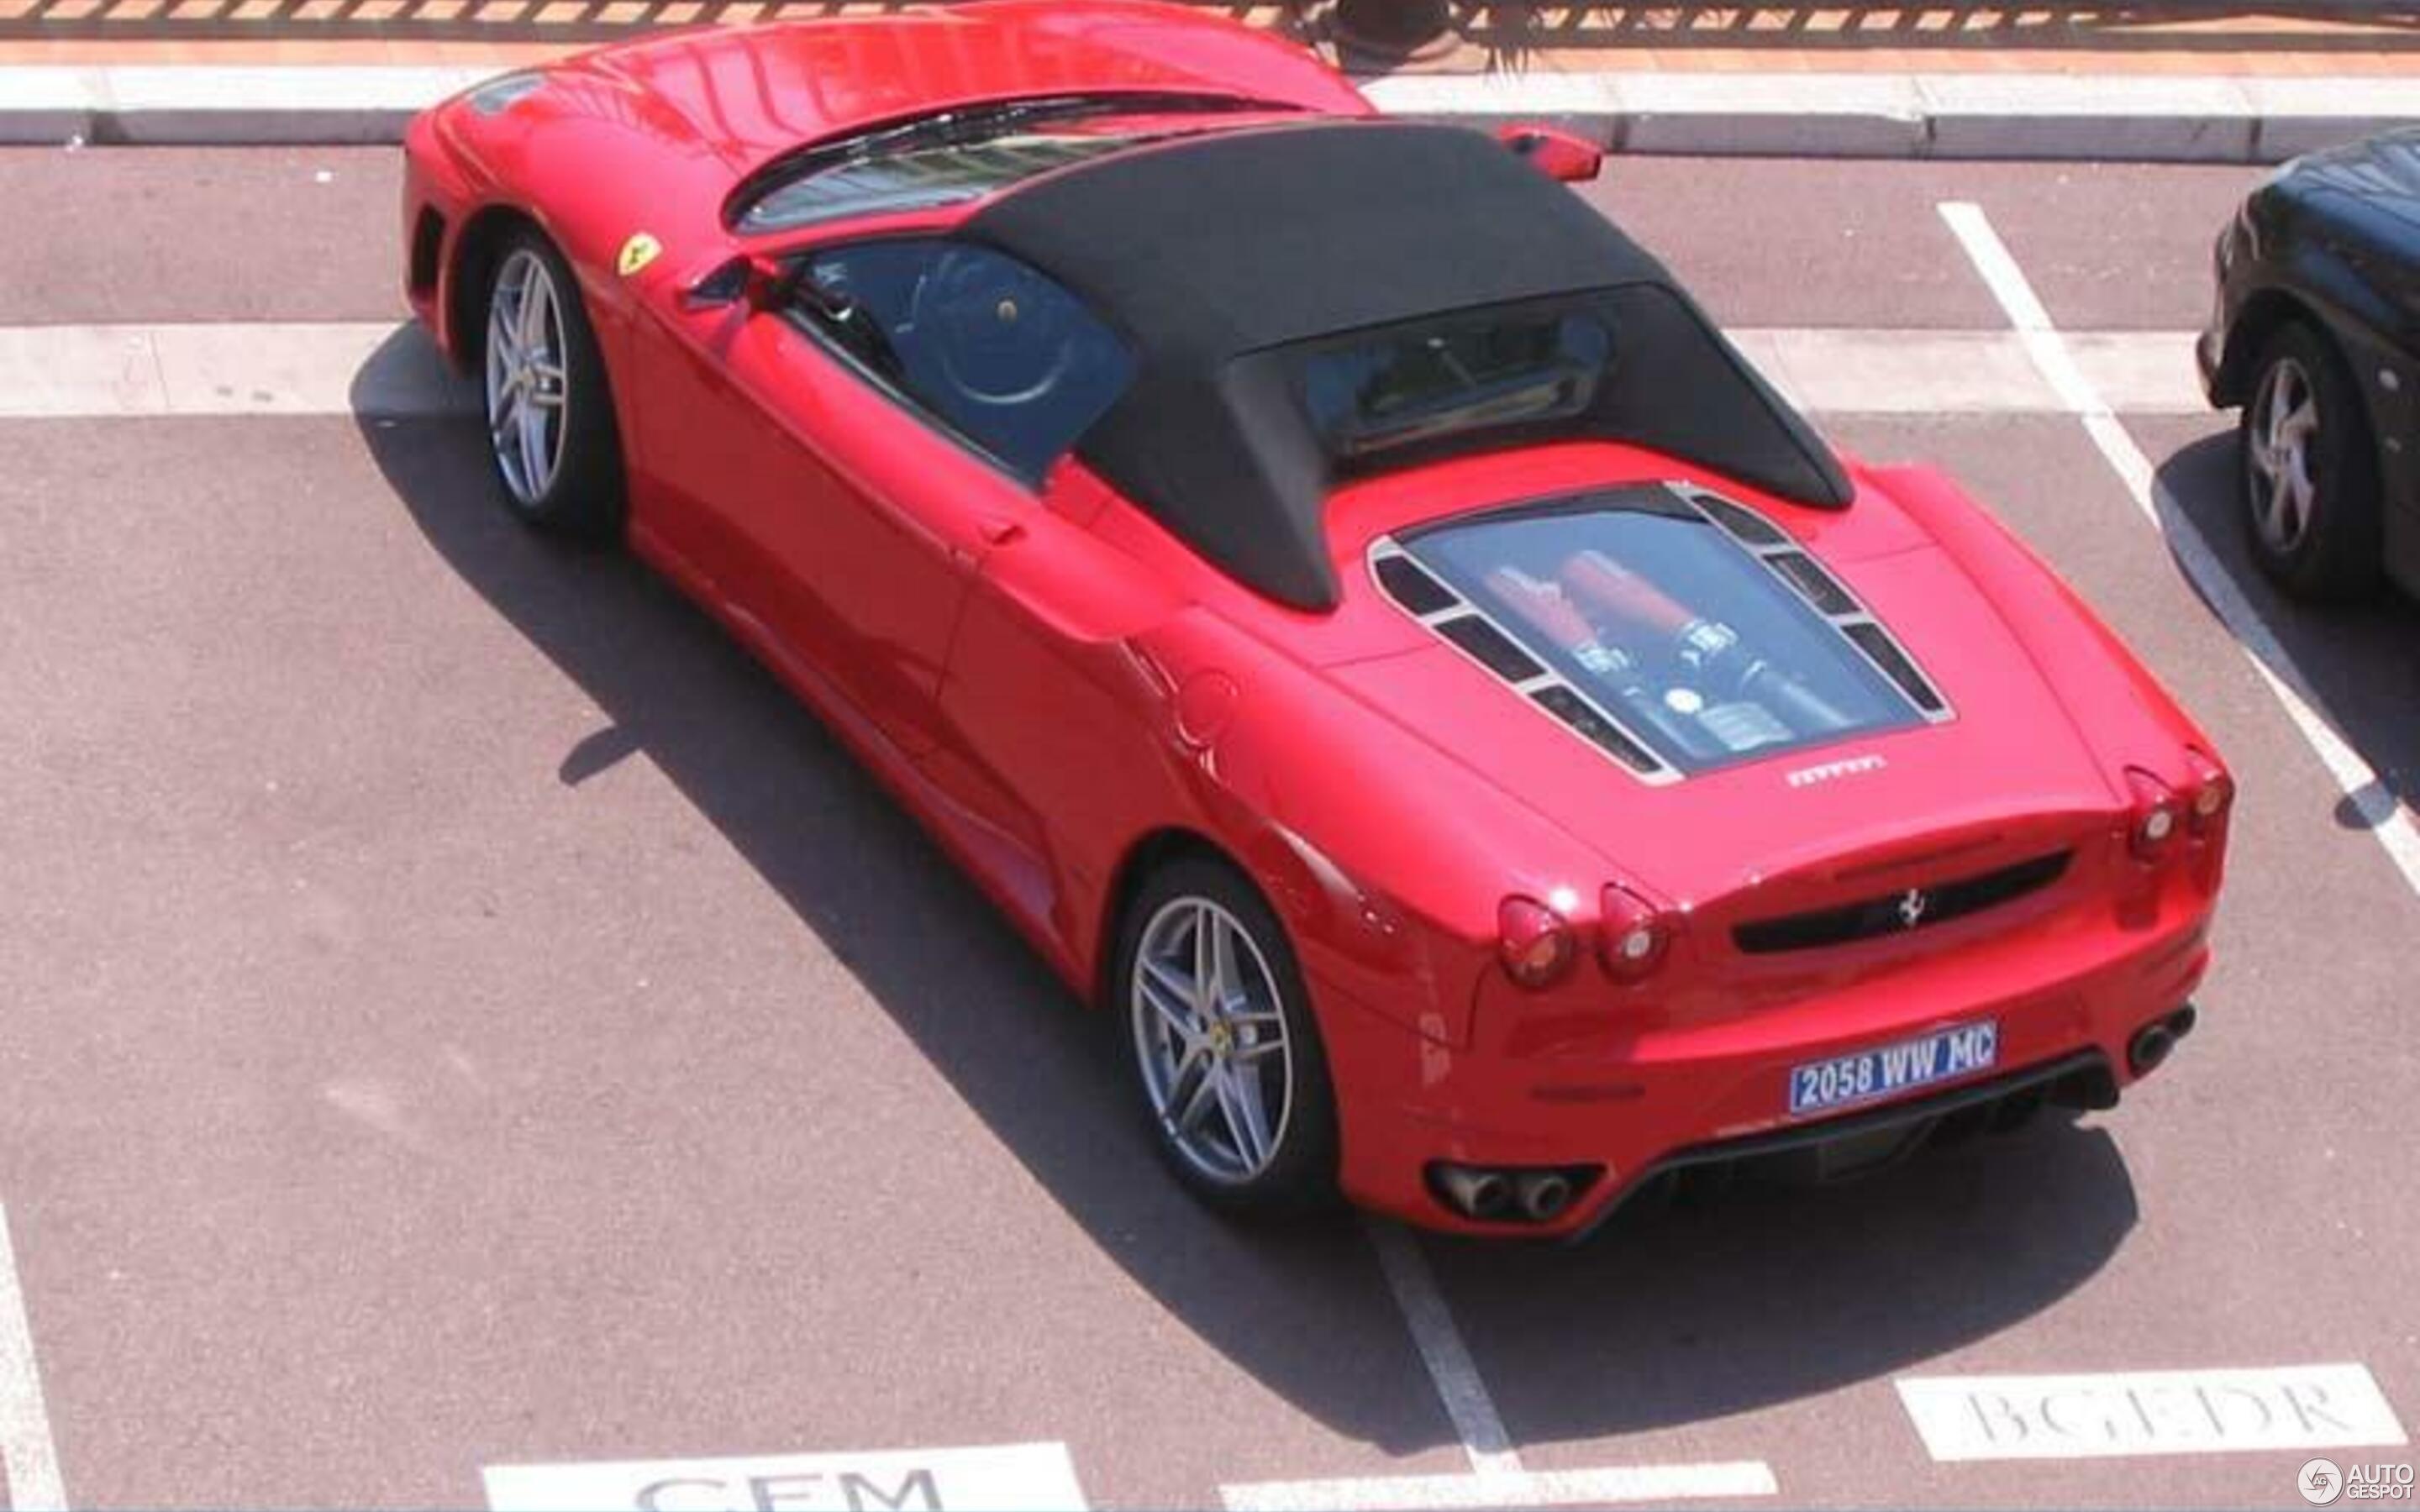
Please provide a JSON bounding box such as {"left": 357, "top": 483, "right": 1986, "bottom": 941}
{"left": 2200, "top": 128, "right": 2420, "bottom": 601}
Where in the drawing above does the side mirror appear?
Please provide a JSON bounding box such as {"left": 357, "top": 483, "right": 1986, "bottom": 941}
{"left": 1497, "top": 123, "right": 1603, "bottom": 184}
{"left": 683, "top": 253, "right": 800, "bottom": 312}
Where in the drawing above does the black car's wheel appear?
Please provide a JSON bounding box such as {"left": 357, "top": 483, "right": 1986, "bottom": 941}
{"left": 1113, "top": 855, "right": 1339, "bottom": 1214}
{"left": 2238, "top": 321, "right": 2381, "bottom": 601}
{"left": 481, "top": 228, "right": 624, "bottom": 536}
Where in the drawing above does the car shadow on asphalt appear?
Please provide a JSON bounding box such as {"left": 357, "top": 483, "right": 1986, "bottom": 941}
{"left": 354, "top": 326, "right": 2139, "bottom": 1452}
{"left": 1422, "top": 1122, "right": 2133, "bottom": 1439}
{"left": 2154, "top": 431, "right": 2420, "bottom": 831}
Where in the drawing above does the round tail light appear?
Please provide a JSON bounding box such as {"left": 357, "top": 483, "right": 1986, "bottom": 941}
{"left": 2126, "top": 768, "right": 2185, "bottom": 864}
{"left": 1497, "top": 895, "right": 1576, "bottom": 989}
{"left": 1597, "top": 883, "right": 1672, "bottom": 982}
{"left": 2185, "top": 748, "right": 2233, "bottom": 834}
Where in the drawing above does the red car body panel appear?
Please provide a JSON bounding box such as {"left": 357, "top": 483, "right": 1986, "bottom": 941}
{"left": 401, "top": 1, "right": 2228, "bottom": 1235}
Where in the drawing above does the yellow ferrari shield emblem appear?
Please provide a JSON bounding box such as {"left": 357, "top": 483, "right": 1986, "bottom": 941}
{"left": 617, "top": 233, "right": 662, "bottom": 277}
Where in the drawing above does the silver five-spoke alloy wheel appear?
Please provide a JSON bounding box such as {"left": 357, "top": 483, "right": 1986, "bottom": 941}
{"left": 2247, "top": 354, "right": 2319, "bottom": 555}
{"left": 485, "top": 247, "right": 571, "bottom": 507}
{"left": 1130, "top": 897, "right": 1295, "bottom": 1185}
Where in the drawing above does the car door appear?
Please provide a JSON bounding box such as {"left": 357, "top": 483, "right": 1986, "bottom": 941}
{"left": 627, "top": 239, "right": 1107, "bottom": 759}
{"left": 925, "top": 463, "right": 1195, "bottom": 950}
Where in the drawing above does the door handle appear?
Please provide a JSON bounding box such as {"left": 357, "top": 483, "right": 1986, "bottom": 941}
{"left": 978, "top": 517, "right": 1027, "bottom": 547}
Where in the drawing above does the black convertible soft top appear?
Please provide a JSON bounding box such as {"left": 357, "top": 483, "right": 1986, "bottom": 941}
{"left": 961, "top": 120, "right": 1850, "bottom": 611}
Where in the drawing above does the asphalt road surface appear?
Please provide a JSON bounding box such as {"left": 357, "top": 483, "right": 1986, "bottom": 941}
{"left": 0, "top": 146, "right": 2412, "bottom": 1511}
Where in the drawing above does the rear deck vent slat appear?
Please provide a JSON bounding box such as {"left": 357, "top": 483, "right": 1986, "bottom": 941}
{"left": 1435, "top": 613, "right": 1547, "bottom": 684}
{"left": 1374, "top": 553, "right": 1459, "bottom": 617}
{"left": 1841, "top": 621, "right": 1946, "bottom": 714}
{"left": 1766, "top": 550, "right": 1860, "bottom": 617}
{"left": 1533, "top": 685, "right": 1660, "bottom": 774}
{"left": 1697, "top": 494, "right": 1790, "bottom": 547}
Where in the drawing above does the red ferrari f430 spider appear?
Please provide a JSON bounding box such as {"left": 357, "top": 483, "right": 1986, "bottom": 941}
{"left": 402, "top": 0, "right": 2229, "bottom": 1236}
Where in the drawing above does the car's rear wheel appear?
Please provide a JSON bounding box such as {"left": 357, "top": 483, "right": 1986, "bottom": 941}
{"left": 2239, "top": 321, "right": 2381, "bottom": 601}
{"left": 1113, "top": 856, "right": 1338, "bottom": 1214}
{"left": 481, "top": 229, "right": 623, "bottom": 536}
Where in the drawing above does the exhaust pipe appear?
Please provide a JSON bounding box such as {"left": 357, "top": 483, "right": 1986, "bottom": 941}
{"left": 1436, "top": 1164, "right": 1512, "bottom": 1220}
{"left": 2129, "top": 1021, "right": 2176, "bottom": 1076}
{"left": 2131, "top": 1002, "right": 2199, "bottom": 1076}
{"left": 1514, "top": 1171, "right": 1575, "bottom": 1223}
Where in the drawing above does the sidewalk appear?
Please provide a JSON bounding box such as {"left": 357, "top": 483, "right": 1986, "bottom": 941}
{"left": 2, "top": 1, "right": 2417, "bottom": 155}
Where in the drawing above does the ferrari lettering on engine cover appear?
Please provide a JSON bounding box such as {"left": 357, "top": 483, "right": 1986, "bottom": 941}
{"left": 1785, "top": 753, "right": 1889, "bottom": 788}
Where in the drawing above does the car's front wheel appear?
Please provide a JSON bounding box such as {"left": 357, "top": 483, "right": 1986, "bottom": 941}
{"left": 2239, "top": 321, "right": 2381, "bottom": 601}
{"left": 481, "top": 228, "right": 623, "bottom": 536}
{"left": 1113, "top": 856, "right": 1339, "bottom": 1215}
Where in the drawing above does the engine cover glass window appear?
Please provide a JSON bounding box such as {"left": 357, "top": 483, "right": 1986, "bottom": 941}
{"left": 1398, "top": 492, "right": 1922, "bottom": 774}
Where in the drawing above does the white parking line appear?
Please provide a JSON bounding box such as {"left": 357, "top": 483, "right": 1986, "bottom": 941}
{"left": 0, "top": 1202, "right": 66, "bottom": 1512}
{"left": 1938, "top": 200, "right": 2420, "bottom": 900}
{"left": 1216, "top": 1221, "right": 1776, "bottom": 1511}
{"left": 0, "top": 322, "right": 2207, "bottom": 422}
{"left": 1364, "top": 1219, "right": 1523, "bottom": 1480}
{"left": 0, "top": 323, "right": 462, "bottom": 419}
{"left": 1219, "top": 1460, "right": 1781, "bottom": 1512}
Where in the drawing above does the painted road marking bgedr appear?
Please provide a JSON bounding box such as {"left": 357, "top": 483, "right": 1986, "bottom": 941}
{"left": 483, "top": 1441, "right": 1086, "bottom": 1512}
{"left": 1897, "top": 1363, "right": 2408, "bottom": 1462}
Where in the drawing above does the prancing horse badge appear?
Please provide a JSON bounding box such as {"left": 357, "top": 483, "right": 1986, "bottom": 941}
{"left": 1897, "top": 889, "right": 1930, "bottom": 929}
{"left": 618, "top": 233, "right": 663, "bottom": 277}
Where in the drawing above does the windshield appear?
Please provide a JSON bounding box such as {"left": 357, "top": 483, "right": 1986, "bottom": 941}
{"left": 731, "top": 94, "right": 1290, "bottom": 235}
{"left": 1387, "top": 490, "right": 1930, "bottom": 776}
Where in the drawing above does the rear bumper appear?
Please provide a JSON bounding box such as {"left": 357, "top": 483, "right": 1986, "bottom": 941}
{"left": 1569, "top": 1043, "right": 2122, "bottom": 1240}
{"left": 1318, "top": 913, "right": 2210, "bottom": 1238}
{"left": 2196, "top": 321, "right": 2228, "bottom": 406}
{"left": 2198, "top": 212, "right": 2251, "bottom": 407}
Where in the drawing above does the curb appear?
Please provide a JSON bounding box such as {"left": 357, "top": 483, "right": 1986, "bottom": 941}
{"left": 1359, "top": 71, "right": 2420, "bottom": 163}
{"left": 0, "top": 65, "right": 2412, "bottom": 158}
{"left": 0, "top": 65, "right": 492, "bottom": 145}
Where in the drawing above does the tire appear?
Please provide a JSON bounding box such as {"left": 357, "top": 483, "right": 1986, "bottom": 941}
{"left": 2238, "top": 321, "right": 2382, "bottom": 601}
{"left": 480, "top": 228, "right": 624, "bottom": 537}
{"left": 1112, "top": 854, "right": 1339, "bottom": 1215}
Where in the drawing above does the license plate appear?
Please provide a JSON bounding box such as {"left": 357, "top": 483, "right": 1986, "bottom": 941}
{"left": 1788, "top": 1020, "right": 1999, "bottom": 1118}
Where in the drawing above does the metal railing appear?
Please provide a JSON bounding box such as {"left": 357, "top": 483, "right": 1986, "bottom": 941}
{"left": 3, "top": 0, "right": 2415, "bottom": 49}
